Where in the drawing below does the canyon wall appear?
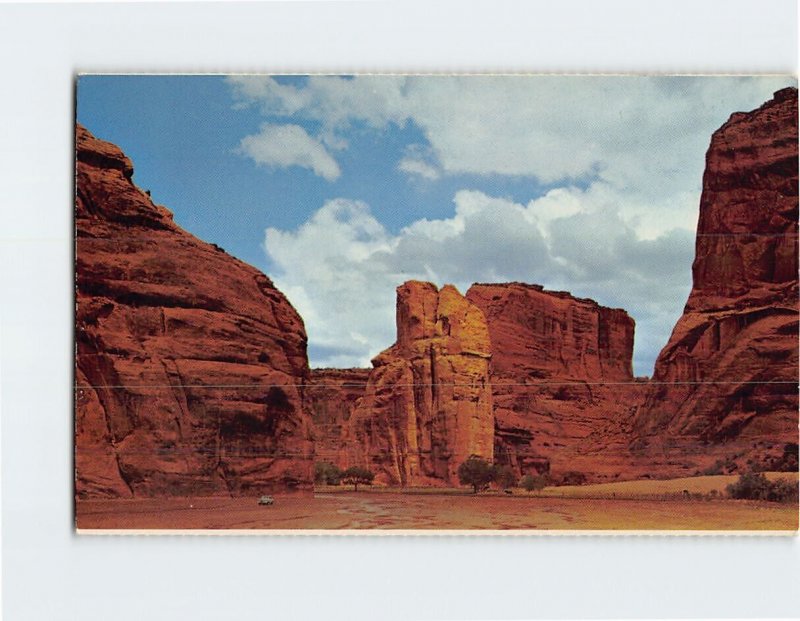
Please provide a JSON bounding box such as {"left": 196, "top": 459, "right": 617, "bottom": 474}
{"left": 78, "top": 87, "right": 798, "bottom": 496}
{"left": 75, "top": 124, "right": 314, "bottom": 498}
{"left": 467, "top": 283, "right": 642, "bottom": 481}
{"left": 308, "top": 89, "right": 798, "bottom": 485}
{"left": 347, "top": 282, "right": 494, "bottom": 486}
{"left": 633, "top": 87, "right": 799, "bottom": 471}
{"left": 306, "top": 368, "right": 370, "bottom": 469}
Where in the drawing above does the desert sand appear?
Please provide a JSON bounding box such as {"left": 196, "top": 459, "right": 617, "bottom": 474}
{"left": 76, "top": 474, "right": 798, "bottom": 531}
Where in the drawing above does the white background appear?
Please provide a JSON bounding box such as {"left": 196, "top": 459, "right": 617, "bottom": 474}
{"left": 1, "top": 1, "right": 798, "bottom": 619}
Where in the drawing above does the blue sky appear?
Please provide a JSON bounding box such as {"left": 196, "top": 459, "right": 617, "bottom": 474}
{"left": 77, "top": 75, "right": 795, "bottom": 374}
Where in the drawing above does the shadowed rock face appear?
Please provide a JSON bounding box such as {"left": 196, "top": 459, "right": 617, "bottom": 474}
{"left": 348, "top": 282, "right": 494, "bottom": 486}
{"left": 75, "top": 124, "right": 314, "bottom": 498}
{"left": 306, "top": 368, "right": 370, "bottom": 470}
{"left": 634, "top": 87, "right": 799, "bottom": 466}
{"left": 467, "top": 283, "right": 641, "bottom": 481}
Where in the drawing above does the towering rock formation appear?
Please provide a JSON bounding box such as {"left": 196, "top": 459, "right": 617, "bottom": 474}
{"left": 467, "top": 283, "right": 640, "bottom": 481}
{"left": 348, "top": 282, "right": 494, "bottom": 486}
{"left": 306, "top": 368, "right": 370, "bottom": 469}
{"left": 634, "top": 87, "right": 799, "bottom": 470}
{"left": 75, "top": 124, "right": 314, "bottom": 498}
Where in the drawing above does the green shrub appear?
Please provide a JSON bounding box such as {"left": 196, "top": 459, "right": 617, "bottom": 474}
{"left": 341, "top": 466, "right": 375, "bottom": 491}
{"left": 492, "top": 465, "right": 518, "bottom": 490}
{"left": 727, "top": 472, "right": 771, "bottom": 500}
{"left": 766, "top": 478, "right": 799, "bottom": 503}
{"left": 520, "top": 474, "right": 548, "bottom": 492}
{"left": 457, "top": 457, "right": 495, "bottom": 493}
{"left": 314, "top": 462, "right": 342, "bottom": 485}
{"left": 726, "top": 472, "right": 798, "bottom": 503}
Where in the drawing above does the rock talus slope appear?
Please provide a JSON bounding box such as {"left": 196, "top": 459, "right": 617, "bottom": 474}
{"left": 75, "top": 124, "right": 314, "bottom": 498}
{"left": 634, "top": 87, "right": 799, "bottom": 469}
{"left": 348, "top": 282, "right": 494, "bottom": 486}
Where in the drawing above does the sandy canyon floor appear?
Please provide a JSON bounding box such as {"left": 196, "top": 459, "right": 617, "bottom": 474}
{"left": 76, "top": 473, "right": 798, "bottom": 532}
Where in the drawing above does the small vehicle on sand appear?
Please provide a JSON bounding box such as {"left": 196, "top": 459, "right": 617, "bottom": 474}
{"left": 258, "top": 495, "right": 274, "bottom": 506}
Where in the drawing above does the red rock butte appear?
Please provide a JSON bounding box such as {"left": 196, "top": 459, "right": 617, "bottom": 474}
{"left": 345, "top": 282, "right": 495, "bottom": 486}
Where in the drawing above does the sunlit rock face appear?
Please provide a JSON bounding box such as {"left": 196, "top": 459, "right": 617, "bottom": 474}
{"left": 348, "top": 281, "right": 494, "bottom": 486}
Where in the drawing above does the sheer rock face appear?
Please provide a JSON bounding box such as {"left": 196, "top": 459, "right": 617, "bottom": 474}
{"left": 466, "top": 283, "right": 634, "bottom": 382}
{"left": 306, "top": 368, "right": 370, "bottom": 469}
{"left": 348, "top": 282, "right": 494, "bottom": 486}
{"left": 633, "top": 88, "right": 799, "bottom": 466}
{"left": 75, "top": 124, "right": 314, "bottom": 498}
{"left": 467, "top": 283, "right": 641, "bottom": 481}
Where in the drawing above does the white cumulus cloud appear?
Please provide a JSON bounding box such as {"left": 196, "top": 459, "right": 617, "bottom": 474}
{"left": 237, "top": 123, "right": 341, "bottom": 181}
{"left": 397, "top": 157, "right": 440, "bottom": 180}
{"left": 228, "top": 75, "right": 791, "bottom": 189}
{"left": 230, "top": 75, "right": 795, "bottom": 374}
{"left": 265, "top": 188, "right": 695, "bottom": 374}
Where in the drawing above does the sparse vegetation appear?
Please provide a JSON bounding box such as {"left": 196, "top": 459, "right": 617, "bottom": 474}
{"left": 701, "top": 456, "right": 739, "bottom": 476}
{"left": 457, "top": 457, "right": 495, "bottom": 493}
{"left": 520, "top": 474, "right": 549, "bottom": 492}
{"left": 492, "top": 465, "right": 518, "bottom": 490}
{"left": 726, "top": 472, "right": 798, "bottom": 503}
{"left": 341, "top": 466, "right": 375, "bottom": 491}
{"left": 314, "top": 462, "right": 342, "bottom": 485}
{"left": 770, "top": 443, "right": 799, "bottom": 473}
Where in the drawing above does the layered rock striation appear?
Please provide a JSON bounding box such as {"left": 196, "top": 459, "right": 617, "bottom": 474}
{"left": 467, "top": 283, "right": 640, "bottom": 481}
{"left": 75, "top": 124, "right": 314, "bottom": 498}
{"left": 633, "top": 87, "right": 799, "bottom": 468}
{"left": 348, "top": 282, "right": 494, "bottom": 486}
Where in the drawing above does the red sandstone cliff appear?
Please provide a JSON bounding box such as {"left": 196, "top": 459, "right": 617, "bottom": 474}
{"left": 348, "top": 282, "right": 494, "bottom": 486}
{"left": 467, "top": 283, "right": 641, "bottom": 481}
{"left": 75, "top": 124, "right": 314, "bottom": 498}
{"left": 633, "top": 87, "right": 799, "bottom": 469}
{"left": 306, "top": 368, "right": 370, "bottom": 469}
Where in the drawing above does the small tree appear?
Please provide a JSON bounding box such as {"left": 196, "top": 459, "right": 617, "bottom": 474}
{"left": 521, "top": 474, "right": 548, "bottom": 492}
{"left": 341, "top": 466, "right": 375, "bottom": 491}
{"left": 493, "top": 465, "right": 518, "bottom": 490}
{"left": 457, "top": 457, "right": 495, "bottom": 493}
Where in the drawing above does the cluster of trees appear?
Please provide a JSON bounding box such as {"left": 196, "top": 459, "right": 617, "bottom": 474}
{"left": 315, "top": 462, "right": 375, "bottom": 491}
{"left": 456, "top": 456, "right": 551, "bottom": 493}
{"left": 317, "top": 457, "right": 585, "bottom": 493}
{"left": 726, "top": 472, "right": 798, "bottom": 503}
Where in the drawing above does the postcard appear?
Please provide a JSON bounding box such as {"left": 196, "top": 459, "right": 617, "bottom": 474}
{"left": 74, "top": 75, "right": 798, "bottom": 532}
